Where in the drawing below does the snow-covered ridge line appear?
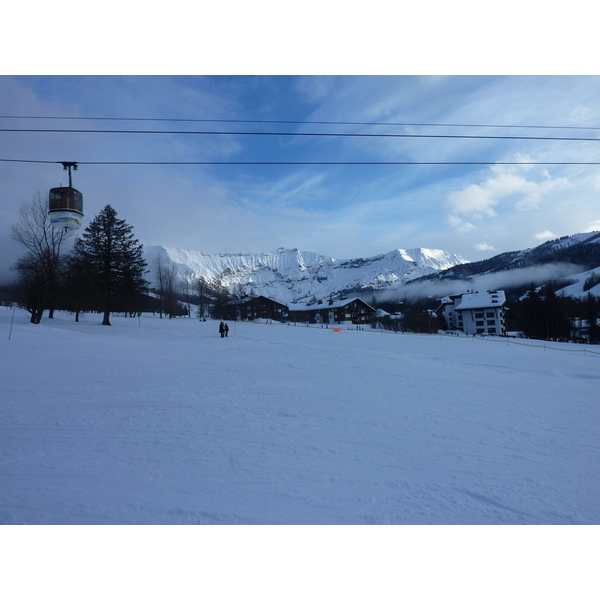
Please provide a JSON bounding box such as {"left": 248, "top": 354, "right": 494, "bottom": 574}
{"left": 143, "top": 246, "right": 470, "bottom": 304}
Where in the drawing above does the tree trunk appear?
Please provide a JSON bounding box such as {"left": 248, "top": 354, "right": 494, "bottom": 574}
{"left": 30, "top": 308, "right": 44, "bottom": 324}
{"left": 102, "top": 309, "right": 111, "bottom": 326}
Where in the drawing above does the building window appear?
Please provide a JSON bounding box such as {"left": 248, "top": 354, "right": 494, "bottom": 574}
{"left": 488, "top": 328, "right": 496, "bottom": 334}
{"left": 477, "top": 328, "right": 484, "bottom": 334}
{"left": 475, "top": 311, "right": 484, "bottom": 318}
{"left": 486, "top": 311, "right": 495, "bottom": 318}
{"left": 476, "top": 320, "right": 484, "bottom": 326}
{"left": 487, "top": 320, "right": 496, "bottom": 326}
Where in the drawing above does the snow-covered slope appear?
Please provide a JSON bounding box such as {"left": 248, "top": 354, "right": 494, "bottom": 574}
{"left": 401, "top": 232, "right": 600, "bottom": 300}
{"left": 555, "top": 267, "right": 600, "bottom": 299}
{"left": 144, "top": 246, "right": 469, "bottom": 303}
{"left": 2, "top": 307, "right": 599, "bottom": 526}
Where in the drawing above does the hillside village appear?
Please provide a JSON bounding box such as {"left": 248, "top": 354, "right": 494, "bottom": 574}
{"left": 162, "top": 281, "right": 600, "bottom": 343}
{"left": 219, "top": 290, "right": 508, "bottom": 335}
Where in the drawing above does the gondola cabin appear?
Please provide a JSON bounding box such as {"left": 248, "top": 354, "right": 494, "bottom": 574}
{"left": 48, "top": 186, "right": 84, "bottom": 230}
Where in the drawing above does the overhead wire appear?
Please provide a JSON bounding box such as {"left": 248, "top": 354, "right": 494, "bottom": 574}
{"left": 1, "top": 127, "right": 600, "bottom": 142}
{"left": 2, "top": 114, "right": 600, "bottom": 131}
{"left": 2, "top": 116, "right": 599, "bottom": 166}
{"left": 2, "top": 158, "right": 600, "bottom": 166}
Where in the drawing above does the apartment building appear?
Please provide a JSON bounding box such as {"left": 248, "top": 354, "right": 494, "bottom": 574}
{"left": 439, "top": 290, "right": 507, "bottom": 335}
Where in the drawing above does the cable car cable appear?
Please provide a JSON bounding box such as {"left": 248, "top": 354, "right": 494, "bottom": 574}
{"left": 2, "top": 114, "right": 600, "bottom": 131}
{"left": 3, "top": 158, "right": 600, "bottom": 166}
{"left": 2, "top": 128, "right": 600, "bottom": 142}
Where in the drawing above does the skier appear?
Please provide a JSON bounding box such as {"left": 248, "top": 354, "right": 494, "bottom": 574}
{"left": 219, "top": 321, "right": 225, "bottom": 337}
{"left": 224, "top": 323, "right": 229, "bottom": 337}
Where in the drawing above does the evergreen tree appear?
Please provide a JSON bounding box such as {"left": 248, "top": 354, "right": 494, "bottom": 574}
{"left": 542, "top": 284, "right": 570, "bottom": 341}
{"left": 210, "top": 278, "right": 231, "bottom": 319}
{"left": 61, "top": 242, "right": 94, "bottom": 322}
{"left": 521, "top": 284, "right": 545, "bottom": 339}
{"left": 586, "top": 293, "right": 599, "bottom": 344}
{"left": 195, "top": 276, "right": 208, "bottom": 320}
{"left": 75, "top": 205, "right": 148, "bottom": 326}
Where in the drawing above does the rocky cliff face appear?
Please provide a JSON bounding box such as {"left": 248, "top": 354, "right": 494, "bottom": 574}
{"left": 144, "top": 245, "right": 470, "bottom": 304}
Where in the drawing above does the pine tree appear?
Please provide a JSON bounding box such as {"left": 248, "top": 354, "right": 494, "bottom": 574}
{"left": 542, "top": 284, "right": 570, "bottom": 341}
{"left": 210, "top": 278, "right": 231, "bottom": 320}
{"left": 521, "top": 284, "right": 545, "bottom": 339}
{"left": 75, "top": 205, "right": 148, "bottom": 326}
{"left": 586, "top": 292, "right": 599, "bottom": 344}
{"left": 195, "top": 276, "right": 208, "bottom": 320}
{"left": 62, "top": 242, "right": 93, "bottom": 322}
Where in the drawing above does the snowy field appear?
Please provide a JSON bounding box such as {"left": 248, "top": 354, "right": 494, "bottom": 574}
{"left": 2, "top": 307, "right": 598, "bottom": 597}
{"left": 1, "top": 306, "right": 599, "bottom": 526}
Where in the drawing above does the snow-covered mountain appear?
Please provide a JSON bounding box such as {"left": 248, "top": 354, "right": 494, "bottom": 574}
{"left": 404, "top": 231, "right": 600, "bottom": 300}
{"left": 144, "top": 245, "right": 469, "bottom": 304}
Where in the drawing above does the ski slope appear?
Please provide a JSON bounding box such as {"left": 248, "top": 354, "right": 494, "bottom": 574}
{"left": 1, "top": 307, "right": 599, "bottom": 525}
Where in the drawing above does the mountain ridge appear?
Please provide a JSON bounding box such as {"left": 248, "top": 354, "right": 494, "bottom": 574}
{"left": 143, "top": 232, "right": 600, "bottom": 304}
{"left": 144, "top": 245, "right": 469, "bottom": 304}
{"left": 400, "top": 231, "right": 600, "bottom": 301}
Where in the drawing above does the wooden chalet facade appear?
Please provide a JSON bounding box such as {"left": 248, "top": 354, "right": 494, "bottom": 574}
{"left": 223, "top": 295, "right": 376, "bottom": 326}
{"left": 287, "top": 298, "right": 376, "bottom": 326}
{"left": 223, "top": 295, "right": 288, "bottom": 322}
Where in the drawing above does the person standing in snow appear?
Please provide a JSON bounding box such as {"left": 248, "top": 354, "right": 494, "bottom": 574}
{"left": 219, "top": 321, "right": 225, "bottom": 337}
{"left": 224, "top": 323, "right": 229, "bottom": 337}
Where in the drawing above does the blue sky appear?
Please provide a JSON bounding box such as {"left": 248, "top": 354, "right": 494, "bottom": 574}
{"left": 2, "top": 73, "right": 600, "bottom": 283}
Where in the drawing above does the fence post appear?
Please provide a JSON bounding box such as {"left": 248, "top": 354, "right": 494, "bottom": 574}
{"left": 8, "top": 304, "right": 16, "bottom": 340}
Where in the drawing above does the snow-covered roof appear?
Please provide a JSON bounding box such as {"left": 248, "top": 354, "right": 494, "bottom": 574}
{"left": 288, "top": 297, "right": 374, "bottom": 312}
{"left": 456, "top": 290, "right": 506, "bottom": 310}
{"left": 440, "top": 294, "right": 463, "bottom": 303}
{"left": 225, "top": 295, "right": 287, "bottom": 307}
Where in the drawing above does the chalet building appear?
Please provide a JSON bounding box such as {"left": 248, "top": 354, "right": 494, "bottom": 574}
{"left": 223, "top": 295, "right": 288, "bottom": 322}
{"left": 438, "top": 290, "right": 507, "bottom": 335}
{"left": 287, "top": 297, "right": 376, "bottom": 326}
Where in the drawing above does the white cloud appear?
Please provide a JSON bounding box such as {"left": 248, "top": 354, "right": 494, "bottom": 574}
{"left": 448, "top": 214, "right": 476, "bottom": 232}
{"left": 534, "top": 230, "right": 556, "bottom": 240}
{"left": 571, "top": 105, "right": 591, "bottom": 120}
{"left": 514, "top": 176, "right": 571, "bottom": 211}
{"left": 446, "top": 183, "right": 497, "bottom": 219}
{"left": 446, "top": 164, "right": 571, "bottom": 223}
{"left": 584, "top": 220, "right": 600, "bottom": 233}
{"left": 246, "top": 172, "right": 329, "bottom": 207}
{"left": 491, "top": 154, "right": 534, "bottom": 172}
{"left": 475, "top": 243, "right": 495, "bottom": 251}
